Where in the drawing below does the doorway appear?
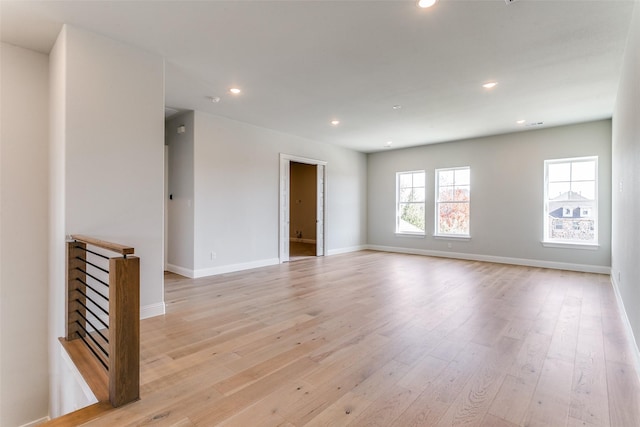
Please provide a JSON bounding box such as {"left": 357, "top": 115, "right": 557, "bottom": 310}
{"left": 289, "top": 162, "right": 317, "bottom": 260}
{"left": 279, "top": 154, "right": 327, "bottom": 263}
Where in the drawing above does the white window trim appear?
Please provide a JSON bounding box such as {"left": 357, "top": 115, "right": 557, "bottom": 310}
{"left": 395, "top": 232, "right": 426, "bottom": 238}
{"left": 541, "top": 241, "right": 599, "bottom": 250}
{"left": 433, "top": 234, "right": 471, "bottom": 241}
{"left": 543, "top": 156, "right": 598, "bottom": 246}
{"left": 435, "top": 166, "right": 471, "bottom": 238}
{"left": 396, "top": 170, "right": 426, "bottom": 236}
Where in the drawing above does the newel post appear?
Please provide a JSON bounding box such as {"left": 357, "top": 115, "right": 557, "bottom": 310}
{"left": 108, "top": 255, "right": 140, "bottom": 407}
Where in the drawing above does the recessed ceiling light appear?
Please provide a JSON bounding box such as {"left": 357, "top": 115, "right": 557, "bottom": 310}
{"left": 516, "top": 119, "right": 526, "bottom": 124}
{"left": 385, "top": 141, "right": 393, "bottom": 148}
{"left": 392, "top": 105, "right": 402, "bottom": 110}
{"left": 330, "top": 120, "right": 340, "bottom": 126}
{"left": 418, "top": 0, "right": 437, "bottom": 8}
{"left": 482, "top": 82, "right": 498, "bottom": 89}
{"left": 229, "top": 88, "right": 241, "bottom": 94}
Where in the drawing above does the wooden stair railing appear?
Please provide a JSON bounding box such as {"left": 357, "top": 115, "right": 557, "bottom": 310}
{"left": 63, "top": 234, "right": 140, "bottom": 408}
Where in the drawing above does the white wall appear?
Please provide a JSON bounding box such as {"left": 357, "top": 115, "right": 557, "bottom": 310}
{"left": 612, "top": 2, "right": 640, "bottom": 346}
{"left": 166, "top": 112, "right": 195, "bottom": 273}
{"left": 60, "top": 25, "right": 165, "bottom": 316}
{"left": 0, "top": 42, "right": 50, "bottom": 427}
{"left": 368, "top": 120, "right": 612, "bottom": 272}
{"left": 49, "top": 25, "right": 165, "bottom": 417}
{"left": 189, "top": 111, "right": 367, "bottom": 277}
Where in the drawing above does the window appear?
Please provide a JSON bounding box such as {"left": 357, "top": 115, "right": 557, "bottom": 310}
{"left": 544, "top": 156, "right": 597, "bottom": 245}
{"left": 435, "top": 167, "right": 470, "bottom": 236}
{"left": 396, "top": 171, "right": 425, "bottom": 234}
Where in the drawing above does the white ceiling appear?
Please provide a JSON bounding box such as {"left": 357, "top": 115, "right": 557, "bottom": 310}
{"left": 1, "top": 0, "right": 635, "bottom": 153}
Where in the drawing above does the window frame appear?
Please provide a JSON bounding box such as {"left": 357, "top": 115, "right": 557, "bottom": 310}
{"left": 543, "top": 156, "right": 598, "bottom": 248}
{"left": 434, "top": 166, "right": 471, "bottom": 238}
{"left": 395, "top": 170, "right": 426, "bottom": 236}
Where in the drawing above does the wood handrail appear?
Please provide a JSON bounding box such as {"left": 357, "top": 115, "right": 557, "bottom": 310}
{"left": 64, "top": 235, "right": 140, "bottom": 410}
{"left": 70, "top": 234, "right": 135, "bottom": 256}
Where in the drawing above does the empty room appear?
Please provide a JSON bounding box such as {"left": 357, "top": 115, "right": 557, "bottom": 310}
{"left": 2, "top": 0, "right": 640, "bottom": 426}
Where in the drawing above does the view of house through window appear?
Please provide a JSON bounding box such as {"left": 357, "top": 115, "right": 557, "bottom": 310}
{"left": 544, "top": 156, "right": 598, "bottom": 244}
{"left": 396, "top": 171, "right": 425, "bottom": 234}
{"left": 435, "top": 167, "right": 470, "bottom": 236}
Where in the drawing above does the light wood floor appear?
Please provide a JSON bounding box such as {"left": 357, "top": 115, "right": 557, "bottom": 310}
{"left": 81, "top": 251, "right": 640, "bottom": 426}
{"left": 289, "top": 242, "right": 316, "bottom": 261}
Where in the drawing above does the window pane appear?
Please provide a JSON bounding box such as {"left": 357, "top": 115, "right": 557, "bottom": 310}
{"left": 572, "top": 161, "right": 595, "bottom": 181}
{"left": 438, "top": 202, "right": 469, "bottom": 235}
{"left": 548, "top": 162, "right": 570, "bottom": 182}
{"left": 454, "top": 185, "right": 470, "bottom": 201}
{"left": 548, "top": 182, "right": 570, "bottom": 200}
{"left": 399, "top": 203, "right": 425, "bottom": 232}
{"left": 438, "top": 187, "right": 454, "bottom": 202}
{"left": 399, "top": 173, "right": 412, "bottom": 188}
{"left": 571, "top": 181, "right": 595, "bottom": 200}
{"left": 399, "top": 188, "right": 413, "bottom": 203}
{"left": 438, "top": 170, "right": 454, "bottom": 186}
{"left": 397, "top": 170, "right": 426, "bottom": 234}
{"left": 545, "top": 156, "right": 597, "bottom": 244}
{"left": 548, "top": 217, "right": 595, "bottom": 241}
{"left": 454, "top": 168, "right": 470, "bottom": 185}
{"left": 413, "top": 172, "right": 425, "bottom": 187}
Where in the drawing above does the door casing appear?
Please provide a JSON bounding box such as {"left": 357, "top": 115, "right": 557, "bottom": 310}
{"left": 279, "top": 153, "right": 327, "bottom": 262}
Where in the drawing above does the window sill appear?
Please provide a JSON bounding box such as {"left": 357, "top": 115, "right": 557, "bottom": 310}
{"left": 395, "top": 232, "right": 426, "bottom": 238}
{"left": 541, "top": 241, "right": 599, "bottom": 250}
{"left": 433, "top": 235, "right": 471, "bottom": 241}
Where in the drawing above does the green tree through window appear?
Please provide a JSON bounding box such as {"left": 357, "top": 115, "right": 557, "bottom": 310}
{"left": 397, "top": 171, "right": 425, "bottom": 234}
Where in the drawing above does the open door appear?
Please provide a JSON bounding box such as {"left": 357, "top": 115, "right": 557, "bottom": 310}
{"left": 279, "top": 156, "right": 291, "bottom": 262}
{"left": 279, "top": 154, "right": 327, "bottom": 263}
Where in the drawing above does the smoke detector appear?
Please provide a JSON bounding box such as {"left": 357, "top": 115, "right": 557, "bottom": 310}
{"left": 504, "top": 0, "right": 520, "bottom": 4}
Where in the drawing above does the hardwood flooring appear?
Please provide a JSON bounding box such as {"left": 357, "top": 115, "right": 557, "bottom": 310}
{"left": 289, "top": 242, "right": 316, "bottom": 261}
{"left": 76, "top": 251, "right": 640, "bottom": 426}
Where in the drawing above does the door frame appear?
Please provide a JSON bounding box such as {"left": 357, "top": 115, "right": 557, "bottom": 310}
{"left": 279, "top": 153, "right": 327, "bottom": 263}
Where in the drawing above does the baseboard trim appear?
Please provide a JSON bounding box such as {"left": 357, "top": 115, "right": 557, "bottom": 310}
{"left": 327, "top": 245, "right": 368, "bottom": 256}
{"left": 141, "top": 302, "right": 166, "bottom": 319}
{"left": 18, "top": 416, "right": 50, "bottom": 427}
{"left": 193, "top": 258, "right": 281, "bottom": 279}
{"left": 610, "top": 272, "right": 640, "bottom": 381}
{"left": 365, "top": 245, "right": 610, "bottom": 274}
{"left": 166, "top": 263, "right": 195, "bottom": 278}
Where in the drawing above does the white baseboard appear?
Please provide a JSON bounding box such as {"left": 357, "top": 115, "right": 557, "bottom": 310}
{"left": 166, "top": 263, "right": 195, "bottom": 278}
{"left": 610, "top": 272, "right": 640, "bottom": 381}
{"left": 18, "top": 416, "right": 50, "bottom": 427}
{"left": 366, "top": 245, "right": 610, "bottom": 274}
{"left": 141, "top": 302, "right": 166, "bottom": 319}
{"left": 168, "top": 258, "right": 281, "bottom": 279}
{"left": 289, "top": 238, "right": 317, "bottom": 244}
{"left": 328, "top": 245, "right": 368, "bottom": 256}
